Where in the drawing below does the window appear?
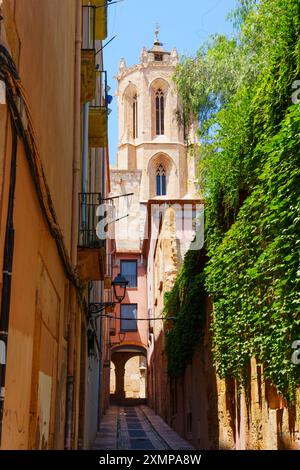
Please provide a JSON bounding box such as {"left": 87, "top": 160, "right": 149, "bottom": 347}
{"left": 133, "top": 94, "right": 138, "bottom": 139}
{"left": 156, "top": 164, "right": 166, "bottom": 196}
{"left": 121, "top": 304, "right": 137, "bottom": 331}
{"left": 154, "top": 53, "right": 163, "bottom": 61}
{"left": 121, "top": 260, "right": 137, "bottom": 287}
{"left": 155, "top": 89, "right": 164, "bottom": 135}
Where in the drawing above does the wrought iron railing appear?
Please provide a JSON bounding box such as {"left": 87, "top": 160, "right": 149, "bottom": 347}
{"left": 78, "top": 192, "right": 104, "bottom": 248}
{"left": 81, "top": 4, "right": 96, "bottom": 50}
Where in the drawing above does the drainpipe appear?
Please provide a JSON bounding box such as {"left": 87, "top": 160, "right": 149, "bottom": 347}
{"left": 65, "top": 0, "right": 81, "bottom": 450}
{"left": 82, "top": 2, "right": 90, "bottom": 195}
{"left": 97, "top": 146, "right": 105, "bottom": 428}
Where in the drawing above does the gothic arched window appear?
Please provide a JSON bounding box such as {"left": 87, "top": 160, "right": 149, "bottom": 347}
{"left": 155, "top": 89, "right": 164, "bottom": 135}
{"left": 133, "top": 94, "right": 138, "bottom": 139}
{"left": 156, "top": 164, "right": 166, "bottom": 196}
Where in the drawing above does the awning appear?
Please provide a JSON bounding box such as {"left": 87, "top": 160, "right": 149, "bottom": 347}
{"left": 88, "top": 106, "right": 107, "bottom": 148}
{"left": 81, "top": 49, "right": 96, "bottom": 104}
{"left": 90, "top": 0, "right": 107, "bottom": 40}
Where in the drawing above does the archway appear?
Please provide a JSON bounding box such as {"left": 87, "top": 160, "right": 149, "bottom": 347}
{"left": 147, "top": 152, "right": 176, "bottom": 199}
{"left": 110, "top": 345, "right": 147, "bottom": 405}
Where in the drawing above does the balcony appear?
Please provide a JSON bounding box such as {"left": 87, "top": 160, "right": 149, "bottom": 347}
{"left": 81, "top": 49, "right": 96, "bottom": 104}
{"left": 81, "top": 0, "right": 108, "bottom": 100}
{"left": 90, "top": 0, "right": 108, "bottom": 41}
{"left": 82, "top": 2, "right": 108, "bottom": 49}
{"left": 77, "top": 193, "right": 106, "bottom": 281}
{"left": 88, "top": 105, "right": 107, "bottom": 148}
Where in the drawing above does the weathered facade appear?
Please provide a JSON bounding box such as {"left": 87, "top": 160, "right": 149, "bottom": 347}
{"left": 0, "top": 0, "right": 112, "bottom": 449}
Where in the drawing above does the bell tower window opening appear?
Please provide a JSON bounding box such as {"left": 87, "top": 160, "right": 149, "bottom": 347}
{"left": 154, "top": 53, "right": 163, "bottom": 62}
{"left": 156, "top": 89, "right": 164, "bottom": 135}
{"left": 133, "top": 94, "right": 138, "bottom": 139}
{"left": 156, "top": 164, "right": 166, "bottom": 196}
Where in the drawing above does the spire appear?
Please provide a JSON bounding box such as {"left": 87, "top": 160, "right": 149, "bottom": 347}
{"left": 154, "top": 23, "right": 163, "bottom": 47}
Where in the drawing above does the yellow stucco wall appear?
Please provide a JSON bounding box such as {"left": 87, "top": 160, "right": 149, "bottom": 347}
{"left": 0, "top": 0, "right": 79, "bottom": 449}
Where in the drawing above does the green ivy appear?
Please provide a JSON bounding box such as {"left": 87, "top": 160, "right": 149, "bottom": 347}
{"left": 164, "top": 250, "right": 206, "bottom": 378}
{"left": 166, "top": 0, "right": 300, "bottom": 400}
{"left": 205, "top": 105, "right": 300, "bottom": 399}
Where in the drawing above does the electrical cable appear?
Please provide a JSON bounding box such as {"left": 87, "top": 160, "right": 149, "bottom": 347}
{"left": 0, "top": 45, "right": 85, "bottom": 301}
{"left": 94, "top": 314, "right": 176, "bottom": 321}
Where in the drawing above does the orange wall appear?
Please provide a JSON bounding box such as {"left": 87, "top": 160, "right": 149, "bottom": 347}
{"left": 14, "top": 0, "right": 76, "bottom": 251}
{"left": 0, "top": 0, "right": 78, "bottom": 449}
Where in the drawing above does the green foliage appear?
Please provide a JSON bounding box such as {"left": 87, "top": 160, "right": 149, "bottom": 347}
{"left": 169, "top": 0, "right": 300, "bottom": 399}
{"left": 164, "top": 250, "right": 206, "bottom": 378}
{"left": 205, "top": 105, "right": 300, "bottom": 398}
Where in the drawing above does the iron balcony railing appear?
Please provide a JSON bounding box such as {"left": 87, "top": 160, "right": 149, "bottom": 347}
{"left": 81, "top": 4, "right": 96, "bottom": 50}
{"left": 78, "top": 192, "right": 104, "bottom": 248}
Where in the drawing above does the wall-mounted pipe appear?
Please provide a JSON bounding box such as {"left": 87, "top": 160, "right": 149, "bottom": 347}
{"left": 82, "top": 2, "right": 90, "bottom": 195}
{"left": 64, "top": 0, "right": 82, "bottom": 450}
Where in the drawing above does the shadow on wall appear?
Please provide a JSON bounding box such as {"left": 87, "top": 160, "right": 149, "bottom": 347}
{"left": 147, "top": 304, "right": 220, "bottom": 450}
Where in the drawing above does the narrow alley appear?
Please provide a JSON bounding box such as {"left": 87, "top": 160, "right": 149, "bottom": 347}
{"left": 93, "top": 406, "right": 194, "bottom": 451}
{"left": 0, "top": 0, "right": 300, "bottom": 459}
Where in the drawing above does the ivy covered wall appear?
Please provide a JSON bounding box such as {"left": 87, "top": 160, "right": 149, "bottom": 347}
{"left": 164, "top": 0, "right": 300, "bottom": 401}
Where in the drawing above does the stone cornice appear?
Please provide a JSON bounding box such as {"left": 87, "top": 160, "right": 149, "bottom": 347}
{"left": 116, "top": 62, "right": 177, "bottom": 81}
{"left": 118, "top": 141, "right": 186, "bottom": 149}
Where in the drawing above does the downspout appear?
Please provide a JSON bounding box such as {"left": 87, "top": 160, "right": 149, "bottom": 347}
{"left": 0, "top": 117, "right": 17, "bottom": 445}
{"left": 97, "top": 145, "right": 105, "bottom": 429}
{"left": 82, "top": 2, "right": 90, "bottom": 194}
{"left": 65, "top": 0, "right": 81, "bottom": 450}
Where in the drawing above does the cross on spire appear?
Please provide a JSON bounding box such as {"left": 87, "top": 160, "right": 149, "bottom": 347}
{"left": 155, "top": 23, "right": 160, "bottom": 44}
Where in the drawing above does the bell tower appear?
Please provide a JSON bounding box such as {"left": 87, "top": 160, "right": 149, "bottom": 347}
{"left": 109, "top": 34, "right": 202, "bottom": 409}
{"left": 113, "top": 32, "right": 197, "bottom": 202}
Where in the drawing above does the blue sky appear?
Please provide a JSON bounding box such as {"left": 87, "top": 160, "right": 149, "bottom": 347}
{"left": 104, "top": 0, "right": 237, "bottom": 164}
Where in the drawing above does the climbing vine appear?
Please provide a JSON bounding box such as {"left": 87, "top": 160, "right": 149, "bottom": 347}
{"left": 205, "top": 106, "right": 300, "bottom": 399}
{"left": 164, "top": 250, "right": 206, "bottom": 378}
{"left": 166, "top": 0, "right": 300, "bottom": 399}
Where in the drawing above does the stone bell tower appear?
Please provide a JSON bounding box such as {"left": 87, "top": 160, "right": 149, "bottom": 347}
{"left": 110, "top": 30, "right": 198, "bottom": 251}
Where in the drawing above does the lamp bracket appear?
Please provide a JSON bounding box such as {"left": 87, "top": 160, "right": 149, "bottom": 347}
{"left": 89, "top": 302, "right": 115, "bottom": 316}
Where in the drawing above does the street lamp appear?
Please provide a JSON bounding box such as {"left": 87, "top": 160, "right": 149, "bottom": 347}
{"left": 88, "top": 273, "right": 128, "bottom": 316}
{"left": 112, "top": 272, "right": 128, "bottom": 303}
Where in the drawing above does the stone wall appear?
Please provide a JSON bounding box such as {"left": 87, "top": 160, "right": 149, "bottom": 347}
{"left": 153, "top": 298, "right": 300, "bottom": 450}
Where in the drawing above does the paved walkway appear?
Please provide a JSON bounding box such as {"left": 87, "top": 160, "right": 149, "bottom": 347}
{"left": 93, "top": 405, "right": 194, "bottom": 451}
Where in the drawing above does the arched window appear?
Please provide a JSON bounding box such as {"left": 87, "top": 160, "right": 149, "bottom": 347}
{"left": 156, "top": 164, "right": 166, "bottom": 196}
{"left": 133, "top": 94, "right": 138, "bottom": 139}
{"left": 156, "top": 89, "right": 164, "bottom": 135}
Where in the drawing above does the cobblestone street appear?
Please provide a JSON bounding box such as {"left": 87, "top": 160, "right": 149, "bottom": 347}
{"left": 93, "top": 406, "right": 194, "bottom": 451}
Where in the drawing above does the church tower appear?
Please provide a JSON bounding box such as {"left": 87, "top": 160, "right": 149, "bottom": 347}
{"left": 112, "top": 31, "right": 197, "bottom": 207}
{"left": 109, "top": 34, "right": 201, "bottom": 405}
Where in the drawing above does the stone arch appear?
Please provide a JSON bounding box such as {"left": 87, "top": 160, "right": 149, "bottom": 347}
{"left": 147, "top": 152, "right": 177, "bottom": 199}
{"left": 122, "top": 83, "right": 138, "bottom": 141}
{"left": 110, "top": 345, "right": 147, "bottom": 404}
{"left": 148, "top": 77, "right": 169, "bottom": 93}
{"left": 111, "top": 343, "right": 147, "bottom": 356}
